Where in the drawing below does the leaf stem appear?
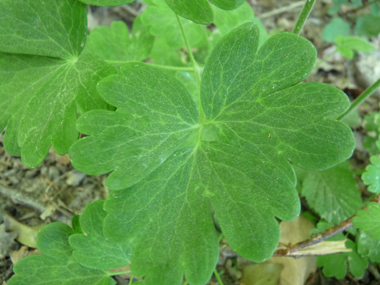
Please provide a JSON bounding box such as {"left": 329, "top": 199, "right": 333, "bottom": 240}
{"left": 313, "top": 50, "right": 337, "bottom": 71}
{"left": 129, "top": 275, "right": 134, "bottom": 285}
{"left": 108, "top": 270, "right": 131, "bottom": 276}
{"left": 104, "top": 60, "right": 195, "bottom": 72}
{"left": 338, "top": 77, "right": 380, "bottom": 121}
{"left": 175, "top": 13, "right": 205, "bottom": 123}
{"left": 214, "top": 269, "right": 224, "bottom": 285}
{"left": 273, "top": 193, "right": 380, "bottom": 257}
{"left": 175, "top": 14, "right": 201, "bottom": 83}
{"left": 292, "top": 0, "right": 316, "bottom": 35}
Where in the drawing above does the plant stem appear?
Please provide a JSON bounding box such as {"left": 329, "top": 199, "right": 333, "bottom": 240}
{"left": 313, "top": 50, "right": 337, "bottom": 70}
{"left": 214, "top": 269, "right": 224, "bottom": 285}
{"left": 129, "top": 275, "right": 134, "bottom": 285}
{"left": 108, "top": 270, "right": 131, "bottom": 276}
{"left": 292, "top": 0, "right": 316, "bottom": 35}
{"left": 175, "top": 14, "right": 201, "bottom": 83}
{"left": 338, "top": 77, "right": 380, "bottom": 121}
{"left": 273, "top": 193, "right": 380, "bottom": 257}
{"left": 182, "top": 281, "right": 188, "bottom": 285}
{"left": 104, "top": 60, "right": 194, "bottom": 72}
{"left": 175, "top": 13, "right": 205, "bottom": 122}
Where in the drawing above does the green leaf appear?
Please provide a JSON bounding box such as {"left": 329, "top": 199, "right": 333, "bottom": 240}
{"left": 211, "top": 0, "right": 245, "bottom": 10}
{"left": 70, "top": 63, "right": 199, "bottom": 190}
{"left": 353, "top": 202, "right": 380, "bottom": 238}
{"left": 7, "top": 222, "right": 115, "bottom": 285}
{"left": 141, "top": 0, "right": 208, "bottom": 49}
{"left": 70, "top": 23, "right": 355, "bottom": 284}
{"left": 77, "top": 0, "right": 134, "bottom": 6}
{"left": 355, "top": 15, "right": 380, "bottom": 36}
{"left": 356, "top": 230, "right": 380, "bottom": 263}
{"left": 71, "top": 215, "right": 84, "bottom": 234}
{"left": 212, "top": 2, "right": 268, "bottom": 47}
{"left": 85, "top": 17, "right": 154, "bottom": 63}
{"left": 341, "top": 109, "right": 360, "bottom": 128}
{"left": 0, "top": 0, "right": 116, "bottom": 167}
{"left": 163, "top": 0, "right": 244, "bottom": 25}
{"left": 164, "top": 0, "right": 213, "bottom": 25}
{"left": 150, "top": 37, "right": 185, "bottom": 66}
{"left": 334, "top": 35, "right": 375, "bottom": 59}
{"left": 322, "top": 17, "right": 350, "bottom": 43}
{"left": 70, "top": 200, "right": 132, "bottom": 269}
{"left": 362, "top": 155, "right": 380, "bottom": 193}
{"left": 0, "top": 0, "right": 86, "bottom": 59}
{"left": 297, "top": 162, "right": 363, "bottom": 225}
{"left": 315, "top": 223, "right": 368, "bottom": 279}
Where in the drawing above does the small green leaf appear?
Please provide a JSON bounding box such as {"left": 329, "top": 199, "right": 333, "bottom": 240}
{"left": 353, "top": 202, "right": 380, "bottom": 238}
{"left": 77, "top": 0, "right": 134, "bottom": 6}
{"left": 212, "top": 1, "right": 268, "bottom": 47}
{"left": 164, "top": 0, "right": 213, "bottom": 25}
{"left": 322, "top": 17, "right": 350, "bottom": 43}
{"left": 164, "top": 0, "right": 245, "bottom": 25}
{"left": 356, "top": 231, "right": 380, "bottom": 263}
{"left": 8, "top": 222, "right": 114, "bottom": 285}
{"left": 85, "top": 17, "right": 154, "bottom": 62}
{"left": 211, "top": 0, "right": 245, "bottom": 10}
{"left": 297, "top": 162, "right": 363, "bottom": 225}
{"left": 141, "top": 0, "right": 208, "bottom": 49}
{"left": 334, "top": 35, "right": 375, "bottom": 59}
{"left": 37, "top": 223, "right": 74, "bottom": 258}
{"left": 355, "top": 15, "right": 380, "bottom": 36}
{"left": 362, "top": 156, "right": 380, "bottom": 193}
{"left": 70, "top": 200, "right": 132, "bottom": 269}
{"left": 71, "top": 215, "right": 84, "bottom": 234}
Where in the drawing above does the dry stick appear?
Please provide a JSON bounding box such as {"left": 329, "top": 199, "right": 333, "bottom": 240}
{"left": 273, "top": 193, "right": 380, "bottom": 257}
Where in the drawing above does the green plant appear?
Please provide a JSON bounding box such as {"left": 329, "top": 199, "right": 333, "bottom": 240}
{"left": 1, "top": 0, "right": 380, "bottom": 284}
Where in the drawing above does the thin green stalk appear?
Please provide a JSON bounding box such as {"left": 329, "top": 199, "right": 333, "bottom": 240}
{"left": 182, "top": 281, "right": 188, "bottom": 285}
{"left": 214, "top": 269, "right": 224, "bottom": 285}
{"left": 175, "top": 14, "right": 201, "bottom": 82}
{"left": 313, "top": 50, "right": 337, "bottom": 70}
{"left": 129, "top": 275, "right": 134, "bottom": 285}
{"left": 292, "top": 0, "right": 316, "bottom": 35}
{"left": 108, "top": 270, "right": 131, "bottom": 276}
{"left": 104, "top": 60, "right": 194, "bottom": 72}
{"left": 175, "top": 13, "right": 205, "bottom": 122}
{"left": 338, "top": 78, "right": 380, "bottom": 121}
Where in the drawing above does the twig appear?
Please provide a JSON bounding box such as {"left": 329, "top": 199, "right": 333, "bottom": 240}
{"left": 273, "top": 193, "right": 380, "bottom": 257}
{"left": 0, "top": 184, "right": 46, "bottom": 213}
{"left": 258, "top": 1, "right": 305, "bottom": 19}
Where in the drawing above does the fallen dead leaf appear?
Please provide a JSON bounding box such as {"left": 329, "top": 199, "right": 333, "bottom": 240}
{"left": 267, "top": 216, "right": 317, "bottom": 285}
{"left": 4, "top": 213, "right": 44, "bottom": 248}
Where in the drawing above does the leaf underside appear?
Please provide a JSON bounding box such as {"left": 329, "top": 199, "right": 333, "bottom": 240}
{"left": 0, "top": 0, "right": 115, "bottom": 167}
{"left": 70, "top": 23, "right": 355, "bottom": 284}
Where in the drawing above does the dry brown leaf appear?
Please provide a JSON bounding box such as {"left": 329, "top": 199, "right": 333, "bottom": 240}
{"left": 267, "top": 216, "right": 317, "bottom": 285}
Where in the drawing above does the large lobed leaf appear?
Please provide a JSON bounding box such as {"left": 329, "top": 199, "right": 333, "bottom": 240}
{"left": 0, "top": 0, "right": 116, "bottom": 167}
{"left": 70, "top": 23, "right": 355, "bottom": 284}
{"left": 353, "top": 202, "right": 380, "bottom": 239}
